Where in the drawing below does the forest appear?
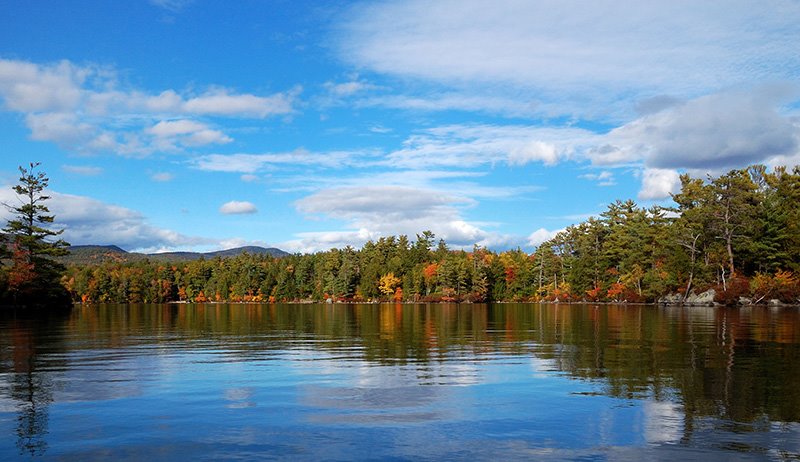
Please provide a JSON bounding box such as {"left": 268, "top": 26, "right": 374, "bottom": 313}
{"left": 53, "top": 164, "right": 800, "bottom": 306}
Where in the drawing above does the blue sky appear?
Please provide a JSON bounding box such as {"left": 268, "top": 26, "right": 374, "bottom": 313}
{"left": 1, "top": 0, "right": 799, "bottom": 253}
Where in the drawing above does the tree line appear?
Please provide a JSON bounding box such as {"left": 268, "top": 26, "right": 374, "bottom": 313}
{"left": 3, "top": 163, "right": 800, "bottom": 306}
{"left": 60, "top": 165, "right": 800, "bottom": 305}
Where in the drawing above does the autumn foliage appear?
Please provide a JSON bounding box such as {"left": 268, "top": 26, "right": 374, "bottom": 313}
{"left": 36, "top": 165, "right": 800, "bottom": 306}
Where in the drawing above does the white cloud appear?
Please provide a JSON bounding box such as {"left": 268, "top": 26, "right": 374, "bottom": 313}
{"left": 638, "top": 168, "right": 681, "bottom": 200}
{"left": 355, "top": 92, "right": 536, "bottom": 118}
{"left": 191, "top": 148, "right": 376, "bottom": 173}
{"left": 219, "top": 200, "right": 258, "bottom": 215}
{"left": 280, "top": 228, "right": 378, "bottom": 253}
{"left": 151, "top": 172, "right": 174, "bottom": 182}
{"left": 508, "top": 141, "right": 559, "bottom": 166}
{"left": 0, "top": 58, "right": 296, "bottom": 155}
{"left": 183, "top": 88, "right": 297, "bottom": 118}
{"left": 290, "top": 185, "right": 525, "bottom": 252}
{"left": 0, "top": 59, "right": 85, "bottom": 112}
{"left": 146, "top": 119, "right": 232, "bottom": 149}
{"left": 323, "top": 80, "right": 377, "bottom": 97}
{"left": 0, "top": 187, "right": 210, "bottom": 251}
{"left": 62, "top": 165, "right": 103, "bottom": 176}
{"left": 191, "top": 124, "right": 593, "bottom": 176}
{"left": 595, "top": 88, "right": 800, "bottom": 170}
{"left": 296, "top": 186, "right": 471, "bottom": 218}
{"left": 527, "top": 228, "right": 563, "bottom": 247}
{"left": 338, "top": 0, "right": 800, "bottom": 117}
{"left": 369, "top": 125, "right": 392, "bottom": 134}
{"left": 386, "top": 124, "right": 596, "bottom": 169}
{"left": 149, "top": 0, "right": 193, "bottom": 12}
{"left": 26, "top": 112, "right": 94, "bottom": 145}
{"left": 579, "top": 170, "right": 616, "bottom": 187}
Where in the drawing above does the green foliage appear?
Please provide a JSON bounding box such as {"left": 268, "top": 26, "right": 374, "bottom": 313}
{"left": 58, "top": 165, "right": 800, "bottom": 306}
{"left": 1, "top": 163, "right": 70, "bottom": 305}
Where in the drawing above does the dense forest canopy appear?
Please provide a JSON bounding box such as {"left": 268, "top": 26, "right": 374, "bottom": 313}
{"left": 51, "top": 164, "right": 800, "bottom": 306}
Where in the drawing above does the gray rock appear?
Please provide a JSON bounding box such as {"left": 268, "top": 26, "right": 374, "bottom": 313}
{"left": 738, "top": 296, "right": 752, "bottom": 306}
{"left": 685, "top": 289, "right": 716, "bottom": 306}
{"left": 658, "top": 293, "right": 683, "bottom": 305}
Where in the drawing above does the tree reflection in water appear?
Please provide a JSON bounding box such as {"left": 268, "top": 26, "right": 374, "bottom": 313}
{"left": 2, "top": 314, "right": 67, "bottom": 456}
{"left": 0, "top": 303, "right": 798, "bottom": 458}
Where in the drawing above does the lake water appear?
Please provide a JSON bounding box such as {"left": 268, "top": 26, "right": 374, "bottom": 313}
{"left": 1, "top": 303, "right": 798, "bottom": 460}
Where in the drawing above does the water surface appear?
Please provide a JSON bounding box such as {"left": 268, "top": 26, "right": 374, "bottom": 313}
{"left": 1, "top": 303, "right": 799, "bottom": 460}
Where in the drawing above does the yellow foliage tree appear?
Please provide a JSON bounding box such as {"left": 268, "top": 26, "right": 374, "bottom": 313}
{"left": 379, "top": 272, "right": 401, "bottom": 296}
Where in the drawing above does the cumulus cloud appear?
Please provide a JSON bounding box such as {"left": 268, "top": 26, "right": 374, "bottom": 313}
{"left": 0, "top": 59, "right": 85, "bottom": 112}
{"left": 338, "top": 0, "right": 800, "bottom": 117}
{"left": 0, "top": 58, "right": 297, "bottom": 155}
{"left": 0, "top": 187, "right": 209, "bottom": 251}
{"left": 638, "top": 168, "right": 681, "bottom": 200}
{"left": 290, "top": 185, "right": 514, "bottom": 252}
{"left": 527, "top": 228, "right": 564, "bottom": 247}
{"left": 595, "top": 89, "right": 800, "bottom": 170}
{"left": 280, "top": 228, "right": 379, "bottom": 253}
{"left": 26, "top": 112, "right": 95, "bottom": 146}
{"left": 219, "top": 200, "right": 258, "bottom": 215}
{"left": 146, "top": 119, "right": 232, "bottom": 149}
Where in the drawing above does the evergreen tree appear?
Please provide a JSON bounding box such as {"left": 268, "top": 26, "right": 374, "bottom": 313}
{"left": 2, "top": 163, "right": 70, "bottom": 305}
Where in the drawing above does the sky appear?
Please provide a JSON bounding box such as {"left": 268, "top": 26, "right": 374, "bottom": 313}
{"left": 0, "top": 0, "right": 799, "bottom": 253}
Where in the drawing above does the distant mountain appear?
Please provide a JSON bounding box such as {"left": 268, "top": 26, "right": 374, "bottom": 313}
{"left": 61, "top": 245, "right": 130, "bottom": 264}
{"left": 61, "top": 245, "right": 289, "bottom": 265}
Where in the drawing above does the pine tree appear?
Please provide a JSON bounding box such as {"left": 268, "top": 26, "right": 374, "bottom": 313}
{"left": 2, "top": 163, "right": 70, "bottom": 305}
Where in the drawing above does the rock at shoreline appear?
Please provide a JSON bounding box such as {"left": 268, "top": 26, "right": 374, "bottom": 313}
{"left": 686, "top": 289, "right": 716, "bottom": 306}
{"left": 658, "top": 289, "right": 716, "bottom": 306}
{"left": 658, "top": 293, "right": 683, "bottom": 305}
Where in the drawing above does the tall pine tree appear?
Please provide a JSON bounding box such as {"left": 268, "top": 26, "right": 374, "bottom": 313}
{"left": 2, "top": 163, "right": 70, "bottom": 306}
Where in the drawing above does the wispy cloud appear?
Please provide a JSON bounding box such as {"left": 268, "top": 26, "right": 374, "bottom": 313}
{"left": 190, "top": 148, "right": 378, "bottom": 173}
{"left": 62, "top": 165, "right": 103, "bottom": 176}
{"left": 579, "top": 170, "right": 616, "bottom": 187}
{"left": 385, "top": 124, "right": 597, "bottom": 169}
{"left": 151, "top": 172, "right": 174, "bottom": 182}
{"left": 337, "top": 0, "right": 800, "bottom": 118}
{"left": 149, "top": 0, "right": 194, "bottom": 12}
{"left": 354, "top": 92, "right": 537, "bottom": 118}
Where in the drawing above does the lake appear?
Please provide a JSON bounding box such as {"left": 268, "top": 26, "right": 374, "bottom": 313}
{"left": 1, "top": 303, "right": 798, "bottom": 460}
